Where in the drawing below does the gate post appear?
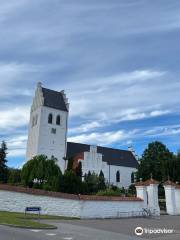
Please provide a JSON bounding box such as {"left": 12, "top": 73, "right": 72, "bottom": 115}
{"left": 164, "top": 181, "right": 176, "bottom": 215}
{"left": 146, "top": 179, "right": 160, "bottom": 216}
{"left": 175, "top": 185, "right": 180, "bottom": 215}
{"left": 135, "top": 181, "right": 147, "bottom": 208}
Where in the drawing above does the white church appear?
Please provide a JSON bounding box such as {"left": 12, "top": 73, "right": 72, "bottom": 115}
{"left": 26, "top": 83, "right": 139, "bottom": 188}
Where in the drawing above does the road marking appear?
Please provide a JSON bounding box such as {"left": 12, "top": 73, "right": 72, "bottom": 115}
{"left": 63, "top": 238, "right": 73, "bottom": 240}
{"left": 30, "top": 229, "right": 42, "bottom": 232}
{"left": 46, "top": 233, "right": 57, "bottom": 236}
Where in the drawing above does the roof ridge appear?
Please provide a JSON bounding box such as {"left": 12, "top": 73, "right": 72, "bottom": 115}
{"left": 42, "top": 87, "right": 62, "bottom": 94}
{"left": 67, "top": 141, "right": 131, "bottom": 153}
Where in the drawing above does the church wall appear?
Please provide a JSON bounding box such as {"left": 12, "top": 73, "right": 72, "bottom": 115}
{"left": 37, "top": 106, "right": 68, "bottom": 172}
{"left": 107, "top": 165, "right": 136, "bottom": 189}
{"left": 80, "top": 146, "right": 136, "bottom": 188}
{"left": 26, "top": 107, "right": 42, "bottom": 161}
{"left": 0, "top": 187, "right": 144, "bottom": 219}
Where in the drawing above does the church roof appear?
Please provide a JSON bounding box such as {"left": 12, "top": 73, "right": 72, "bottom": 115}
{"left": 42, "top": 87, "right": 68, "bottom": 111}
{"left": 66, "top": 142, "right": 139, "bottom": 168}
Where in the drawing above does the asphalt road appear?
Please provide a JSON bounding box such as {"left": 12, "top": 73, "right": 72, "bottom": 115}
{"left": 0, "top": 215, "right": 180, "bottom": 240}
{"left": 0, "top": 223, "right": 140, "bottom": 240}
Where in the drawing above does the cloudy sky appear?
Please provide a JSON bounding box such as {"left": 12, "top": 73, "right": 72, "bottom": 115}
{"left": 0, "top": 0, "right": 180, "bottom": 168}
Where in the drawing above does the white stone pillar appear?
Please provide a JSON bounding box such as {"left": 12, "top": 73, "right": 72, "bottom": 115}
{"left": 146, "top": 182, "right": 160, "bottom": 216}
{"left": 164, "top": 182, "right": 176, "bottom": 215}
{"left": 135, "top": 184, "right": 147, "bottom": 208}
{"left": 175, "top": 187, "right": 180, "bottom": 215}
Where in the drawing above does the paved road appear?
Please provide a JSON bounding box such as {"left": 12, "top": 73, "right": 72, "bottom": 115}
{"left": 0, "top": 215, "right": 180, "bottom": 240}
{"left": 0, "top": 223, "right": 140, "bottom": 240}
{"left": 53, "top": 215, "right": 180, "bottom": 239}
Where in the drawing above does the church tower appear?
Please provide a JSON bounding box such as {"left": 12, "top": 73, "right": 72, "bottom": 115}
{"left": 26, "top": 82, "right": 69, "bottom": 172}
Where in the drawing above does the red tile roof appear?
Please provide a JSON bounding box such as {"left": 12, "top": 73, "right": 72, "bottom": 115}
{"left": 135, "top": 178, "right": 159, "bottom": 186}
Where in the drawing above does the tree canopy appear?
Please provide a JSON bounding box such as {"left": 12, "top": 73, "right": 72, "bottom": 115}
{"left": 21, "top": 155, "right": 62, "bottom": 191}
{"left": 136, "top": 141, "right": 179, "bottom": 182}
{"left": 0, "top": 141, "right": 8, "bottom": 183}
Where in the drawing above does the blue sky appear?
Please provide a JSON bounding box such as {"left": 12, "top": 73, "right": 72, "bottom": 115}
{"left": 0, "top": 0, "right": 180, "bottom": 168}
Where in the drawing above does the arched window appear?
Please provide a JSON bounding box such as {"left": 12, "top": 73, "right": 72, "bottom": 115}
{"left": 116, "top": 171, "right": 120, "bottom": 182}
{"left": 131, "top": 172, "right": 134, "bottom": 183}
{"left": 35, "top": 114, "right": 38, "bottom": 125}
{"left": 48, "top": 113, "right": 53, "bottom": 124}
{"left": 32, "top": 116, "right": 35, "bottom": 127}
{"left": 56, "top": 115, "right": 60, "bottom": 125}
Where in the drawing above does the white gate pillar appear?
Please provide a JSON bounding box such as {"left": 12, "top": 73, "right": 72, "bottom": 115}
{"left": 164, "top": 181, "right": 176, "bottom": 215}
{"left": 136, "top": 178, "right": 160, "bottom": 216}
{"left": 175, "top": 185, "right": 180, "bottom": 215}
{"left": 135, "top": 183, "right": 147, "bottom": 208}
{"left": 146, "top": 180, "right": 160, "bottom": 216}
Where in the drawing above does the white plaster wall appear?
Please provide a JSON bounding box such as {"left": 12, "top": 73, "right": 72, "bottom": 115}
{"left": 175, "top": 188, "right": 180, "bottom": 215}
{"left": 0, "top": 190, "right": 80, "bottom": 217}
{"left": 81, "top": 200, "right": 144, "bottom": 219}
{"left": 135, "top": 186, "right": 147, "bottom": 208}
{"left": 81, "top": 146, "right": 136, "bottom": 188}
{"left": 164, "top": 186, "right": 176, "bottom": 215}
{"left": 37, "top": 106, "right": 68, "bottom": 172}
{"left": 26, "top": 106, "right": 68, "bottom": 173}
{"left": 0, "top": 190, "right": 144, "bottom": 219}
{"left": 146, "top": 184, "right": 160, "bottom": 215}
{"left": 26, "top": 107, "right": 41, "bottom": 161}
{"left": 107, "top": 165, "right": 136, "bottom": 189}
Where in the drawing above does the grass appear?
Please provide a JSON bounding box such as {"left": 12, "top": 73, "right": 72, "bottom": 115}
{"left": 0, "top": 211, "right": 79, "bottom": 229}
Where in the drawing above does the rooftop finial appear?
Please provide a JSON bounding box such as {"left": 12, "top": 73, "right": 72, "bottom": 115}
{"left": 37, "top": 82, "right": 42, "bottom": 88}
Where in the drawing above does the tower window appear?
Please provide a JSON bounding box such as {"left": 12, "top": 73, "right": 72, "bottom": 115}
{"left": 131, "top": 172, "right": 135, "bottom": 183}
{"left": 56, "top": 115, "right": 60, "bottom": 125}
{"left": 51, "top": 128, "right": 56, "bottom": 134}
{"left": 48, "top": 113, "right": 53, "bottom": 124}
{"left": 116, "top": 171, "right": 120, "bottom": 182}
{"left": 35, "top": 114, "right": 38, "bottom": 125}
{"left": 32, "top": 116, "right": 35, "bottom": 127}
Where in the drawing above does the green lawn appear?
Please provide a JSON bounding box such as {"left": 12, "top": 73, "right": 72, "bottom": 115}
{"left": 0, "top": 211, "right": 79, "bottom": 229}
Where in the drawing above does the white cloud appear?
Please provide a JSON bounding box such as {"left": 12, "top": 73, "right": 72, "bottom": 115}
{"left": 69, "top": 121, "right": 102, "bottom": 134}
{"left": 68, "top": 129, "right": 138, "bottom": 146}
{"left": 0, "top": 106, "right": 29, "bottom": 130}
{"left": 5, "top": 135, "right": 27, "bottom": 157}
{"left": 68, "top": 124, "right": 180, "bottom": 149}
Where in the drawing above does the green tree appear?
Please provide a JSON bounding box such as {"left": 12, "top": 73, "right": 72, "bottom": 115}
{"left": 8, "top": 168, "right": 21, "bottom": 184}
{"left": 85, "top": 172, "right": 99, "bottom": 194}
{"left": 98, "top": 170, "right": 106, "bottom": 190}
{"left": 67, "top": 157, "right": 74, "bottom": 171}
{"left": 75, "top": 162, "right": 82, "bottom": 178}
{"left": 61, "top": 170, "right": 82, "bottom": 194}
{"left": 21, "top": 155, "right": 62, "bottom": 191}
{"left": 136, "top": 141, "right": 174, "bottom": 181}
{"left": 0, "top": 141, "right": 8, "bottom": 183}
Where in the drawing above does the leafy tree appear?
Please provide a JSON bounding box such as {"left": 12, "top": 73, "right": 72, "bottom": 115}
{"left": 0, "top": 141, "right": 8, "bottom": 183}
{"left": 85, "top": 172, "right": 99, "bottom": 194}
{"left": 61, "top": 170, "right": 82, "bottom": 193}
{"left": 98, "top": 170, "right": 106, "bottom": 190}
{"left": 75, "top": 162, "right": 82, "bottom": 178}
{"left": 8, "top": 168, "right": 21, "bottom": 184}
{"left": 128, "top": 184, "right": 136, "bottom": 196}
{"left": 67, "top": 157, "right": 74, "bottom": 171}
{"left": 136, "top": 141, "right": 173, "bottom": 181}
{"left": 164, "top": 156, "right": 180, "bottom": 182}
{"left": 21, "top": 155, "right": 62, "bottom": 191}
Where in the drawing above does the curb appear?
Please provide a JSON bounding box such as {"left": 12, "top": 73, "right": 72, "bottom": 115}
{"left": 0, "top": 223, "right": 57, "bottom": 230}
